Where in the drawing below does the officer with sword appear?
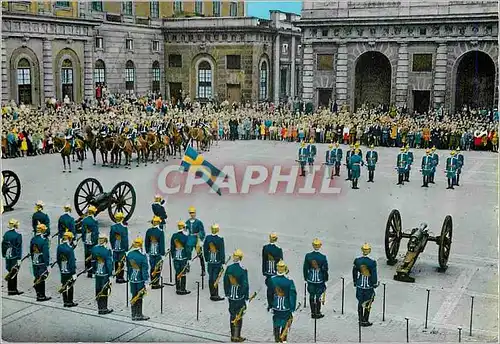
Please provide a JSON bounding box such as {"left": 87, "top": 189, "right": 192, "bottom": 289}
{"left": 203, "top": 224, "right": 226, "bottom": 301}
{"left": 110, "top": 212, "right": 129, "bottom": 283}
{"left": 127, "top": 237, "right": 150, "bottom": 321}
{"left": 31, "top": 223, "right": 52, "bottom": 301}
{"left": 172, "top": 221, "right": 192, "bottom": 295}
{"left": 92, "top": 234, "right": 114, "bottom": 314}
{"left": 145, "top": 216, "right": 166, "bottom": 289}
{"left": 56, "top": 231, "right": 78, "bottom": 307}
{"left": 2, "top": 219, "right": 25, "bottom": 295}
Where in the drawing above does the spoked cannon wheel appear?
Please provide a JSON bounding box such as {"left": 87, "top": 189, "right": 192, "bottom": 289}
{"left": 108, "top": 181, "right": 136, "bottom": 222}
{"left": 2, "top": 170, "right": 21, "bottom": 211}
{"left": 74, "top": 178, "right": 103, "bottom": 216}
{"left": 438, "top": 215, "right": 453, "bottom": 271}
{"left": 385, "top": 209, "right": 402, "bottom": 265}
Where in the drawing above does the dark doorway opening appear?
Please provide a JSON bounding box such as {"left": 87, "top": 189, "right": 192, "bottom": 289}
{"left": 355, "top": 51, "right": 391, "bottom": 110}
{"left": 169, "top": 82, "right": 182, "bottom": 105}
{"left": 413, "top": 90, "right": 431, "bottom": 114}
{"left": 317, "top": 88, "right": 332, "bottom": 108}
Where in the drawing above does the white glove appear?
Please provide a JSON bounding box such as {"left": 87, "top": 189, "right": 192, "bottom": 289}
{"left": 72, "top": 274, "right": 77, "bottom": 281}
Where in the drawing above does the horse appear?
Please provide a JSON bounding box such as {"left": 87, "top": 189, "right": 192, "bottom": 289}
{"left": 53, "top": 136, "right": 85, "bottom": 172}
{"left": 150, "top": 133, "right": 170, "bottom": 163}
{"left": 134, "top": 135, "right": 149, "bottom": 167}
{"left": 145, "top": 132, "right": 159, "bottom": 163}
{"left": 97, "top": 134, "right": 115, "bottom": 167}
{"left": 84, "top": 125, "right": 98, "bottom": 165}
{"left": 110, "top": 135, "right": 123, "bottom": 168}
{"left": 119, "top": 135, "right": 134, "bottom": 169}
{"left": 189, "top": 126, "right": 211, "bottom": 152}
{"left": 168, "top": 126, "right": 184, "bottom": 159}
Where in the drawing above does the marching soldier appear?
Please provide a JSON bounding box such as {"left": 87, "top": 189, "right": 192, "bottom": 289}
{"left": 145, "top": 216, "right": 166, "bottom": 289}
{"left": 185, "top": 207, "right": 206, "bottom": 276}
{"left": 224, "top": 249, "right": 249, "bottom": 342}
{"left": 82, "top": 205, "right": 99, "bottom": 278}
{"left": 455, "top": 147, "right": 464, "bottom": 186}
{"left": 268, "top": 260, "right": 297, "bottom": 343}
{"left": 325, "top": 144, "right": 335, "bottom": 179}
{"left": 127, "top": 237, "right": 150, "bottom": 321}
{"left": 445, "top": 150, "right": 458, "bottom": 190}
{"left": 332, "top": 142, "right": 343, "bottom": 176}
{"left": 203, "top": 224, "right": 225, "bottom": 301}
{"left": 365, "top": 144, "right": 378, "bottom": 182}
{"left": 262, "top": 233, "right": 283, "bottom": 309}
{"left": 57, "top": 204, "right": 76, "bottom": 244}
{"left": 430, "top": 146, "right": 439, "bottom": 184}
{"left": 31, "top": 223, "right": 51, "bottom": 301}
{"left": 151, "top": 195, "right": 167, "bottom": 230}
{"left": 404, "top": 145, "right": 414, "bottom": 182}
{"left": 171, "top": 221, "right": 191, "bottom": 295}
{"left": 345, "top": 144, "right": 354, "bottom": 181}
{"left": 303, "top": 238, "right": 328, "bottom": 319}
{"left": 2, "top": 219, "right": 23, "bottom": 295}
{"left": 349, "top": 148, "right": 364, "bottom": 190}
{"left": 307, "top": 138, "right": 317, "bottom": 173}
{"left": 298, "top": 142, "right": 308, "bottom": 176}
{"left": 421, "top": 149, "right": 433, "bottom": 187}
{"left": 396, "top": 147, "right": 408, "bottom": 185}
{"left": 110, "top": 212, "right": 129, "bottom": 283}
{"left": 57, "top": 231, "right": 78, "bottom": 307}
{"left": 32, "top": 200, "right": 50, "bottom": 238}
{"left": 353, "top": 243, "right": 378, "bottom": 327}
{"left": 92, "top": 234, "right": 114, "bottom": 314}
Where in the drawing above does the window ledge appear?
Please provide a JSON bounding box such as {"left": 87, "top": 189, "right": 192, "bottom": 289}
{"left": 95, "top": 47, "right": 104, "bottom": 52}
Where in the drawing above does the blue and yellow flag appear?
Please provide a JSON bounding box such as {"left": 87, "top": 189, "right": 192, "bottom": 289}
{"left": 180, "top": 146, "right": 224, "bottom": 196}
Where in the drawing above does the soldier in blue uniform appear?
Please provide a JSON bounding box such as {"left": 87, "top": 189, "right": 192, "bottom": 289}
{"left": 172, "top": 221, "right": 192, "bottom": 295}
{"left": 82, "top": 205, "right": 99, "bottom": 278}
{"left": 57, "top": 204, "right": 76, "bottom": 244}
{"left": 345, "top": 144, "right": 354, "bottom": 181}
{"left": 396, "top": 147, "right": 408, "bottom": 185}
{"left": 421, "top": 149, "right": 433, "bottom": 187}
{"left": 455, "top": 147, "right": 464, "bottom": 186}
{"left": 349, "top": 148, "right": 364, "bottom": 190}
{"left": 303, "top": 238, "right": 328, "bottom": 319}
{"left": 145, "top": 216, "right": 166, "bottom": 289}
{"left": 298, "top": 142, "right": 308, "bottom": 176}
{"left": 268, "top": 260, "right": 297, "bottom": 343}
{"left": 185, "top": 206, "right": 206, "bottom": 276}
{"left": 31, "top": 224, "right": 51, "bottom": 301}
{"left": 203, "top": 224, "right": 226, "bottom": 301}
{"left": 262, "top": 232, "right": 284, "bottom": 309}
{"left": 333, "top": 142, "right": 343, "bottom": 176}
{"left": 2, "top": 219, "right": 23, "bottom": 295}
{"left": 430, "top": 146, "right": 439, "bottom": 184}
{"left": 224, "top": 249, "right": 249, "bottom": 342}
{"left": 325, "top": 144, "right": 335, "bottom": 179}
{"left": 445, "top": 150, "right": 458, "bottom": 190}
{"left": 92, "top": 234, "right": 114, "bottom": 314}
{"left": 151, "top": 195, "right": 167, "bottom": 230}
{"left": 365, "top": 144, "right": 378, "bottom": 182}
{"left": 32, "top": 200, "right": 50, "bottom": 238}
{"left": 307, "top": 138, "right": 317, "bottom": 174}
{"left": 110, "top": 212, "right": 129, "bottom": 283}
{"left": 57, "top": 231, "right": 78, "bottom": 307}
{"left": 127, "top": 237, "right": 150, "bottom": 321}
{"left": 404, "top": 145, "right": 414, "bottom": 182}
{"left": 353, "top": 243, "right": 378, "bottom": 327}
{"left": 354, "top": 142, "right": 363, "bottom": 157}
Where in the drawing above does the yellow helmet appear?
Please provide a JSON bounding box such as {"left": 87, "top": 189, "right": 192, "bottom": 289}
{"left": 188, "top": 206, "right": 196, "bottom": 214}
{"left": 309, "top": 138, "right": 314, "bottom": 143}
{"left": 269, "top": 232, "right": 278, "bottom": 243}
{"left": 62, "top": 231, "right": 74, "bottom": 241}
{"left": 68, "top": 122, "right": 72, "bottom": 127}
{"left": 355, "top": 148, "right": 360, "bottom": 154}
{"left": 63, "top": 204, "right": 72, "bottom": 211}
{"left": 233, "top": 249, "right": 244, "bottom": 260}
{"left": 370, "top": 144, "right": 374, "bottom": 149}
{"left": 335, "top": 142, "right": 339, "bottom": 147}
{"left": 177, "top": 221, "right": 185, "bottom": 230}
{"left": 400, "top": 147, "right": 406, "bottom": 152}
{"left": 328, "top": 144, "right": 333, "bottom": 149}
{"left": 361, "top": 243, "right": 371, "bottom": 255}
{"left": 8, "top": 219, "right": 19, "bottom": 229}
{"left": 133, "top": 237, "right": 143, "bottom": 247}
{"left": 35, "top": 200, "right": 45, "bottom": 208}
{"left": 456, "top": 147, "right": 461, "bottom": 152}
{"left": 451, "top": 150, "right": 456, "bottom": 156}
{"left": 211, "top": 224, "right": 220, "bottom": 234}
{"left": 355, "top": 141, "right": 360, "bottom": 147}
{"left": 36, "top": 223, "right": 47, "bottom": 233}
{"left": 152, "top": 216, "right": 162, "bottom": 224}
{"left": 350, "top": 144, "right": 354, "bottom": 149}
{"left": 312, "top": 238, "right": 322, "bottom": 249}
{"left": 154, "top": 194, "right": 162, "bottom": 202}
{"left": 277, "top": 260, "right": 287, "bottom": 274}
{"left": 88, "top": 205, "right": 97, "bottom": 214}
{"left": 301, "top": 142, "right": 306, "bottom": 147}
{"left": 426, "top": 149, "right": 431, "bottom": 154}
{"left": 114, "top": 212, "right": 124, "bottom": 221}
{"left": 431, "top": 146, "right": 436, "bottom": 151}
{"left": 99, "top": 233, "right": 108, "bottom": 242}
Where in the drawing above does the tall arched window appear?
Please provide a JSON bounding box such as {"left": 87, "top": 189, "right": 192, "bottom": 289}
{"left": 125, "top": 60, "right": 135, "bottom": 95}
{"left": 94, "top": 59, "right": 105, "bottom": 86}
{"left": 152, "top": 60, "right": 160, "bottom": 93}
{"left": 259, "top": 60, "right": 268, "bottom": 101}
{"left": 61, "top": 59, "right": 74, "bottom": 101}
{"left": 17, "top": 58, "right": 32, "bottom": 104}
{"left": 197, "top": 60, "right": 212, "bottom": 99}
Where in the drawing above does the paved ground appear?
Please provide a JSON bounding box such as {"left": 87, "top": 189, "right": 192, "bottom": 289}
{"left": 2, "top": 140, "right": 498, "bottom": 342}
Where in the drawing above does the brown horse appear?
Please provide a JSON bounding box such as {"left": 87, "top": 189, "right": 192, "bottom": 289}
{"left": 54, "top": 136, "right": 85, "bottom": 172}
{"left": 84, "top": 126, "right": 98, "bottom": 165}
{"left": 134, "top": 135, "right": 149, "bottom": 167}
{"left": 189, "top": 127, "right": 211, "bottom": 152}
{"left": 120, "top": 135, "right": 134, "bottom": 169}
{"left": 167, "top": 123, "right": 186, "bottom": 159}
{"left": 150, "top": 133, "right": 170, "bottom": 163}
{"left": 97, "top": 134, "right": 115, "bottom": 167}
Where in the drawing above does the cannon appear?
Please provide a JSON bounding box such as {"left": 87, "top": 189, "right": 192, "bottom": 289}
{"left": 385, "top": 209, "right": 453, "bottom": 283}
{"left": 73, "top": 178, "right": 136, "bottom": 226}
{"left": 2, "top": 170, "right": 21, "bottom": 212}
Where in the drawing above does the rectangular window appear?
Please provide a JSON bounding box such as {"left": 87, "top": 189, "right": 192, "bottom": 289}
{"left": 280, "top": 68, "right": 287, "bottom": 96}
{"left": 173, "top": 0, "right": 182, "bottom": 12}
{"left": 152, "top": 68, "right": 160, "bottom": 92}
{"left": 412, "top": 53, "right": 432, "bottom": 72}
{"left": 150, "top": 0, "right": 159, "bottom": 18}
{"left": 152, "top": 40, "right": 160, "bottom": 52}
{"left": 17, "top": 69, "right": 31, "bottom": 85}
{"left": 94, "top": 69, "right": 105, "bottom": 83}
{"left": 198, "top": 69, "right": 212, "bottom": 98}
{"left": 317, "top": 54, "right": 334, "bottom": 71}
{"left": 322, "top": 29, "right": 328, "bottom": 37}
{"left": 123, "top": 1, "right": 133, "bottom": 15}
{"left": 229, "top": 1, "right": 237, "bottom": 16}
{"left": 91, "top": 1, "right": 103, "bottom": 11}
{"left": 282, "top": 44, "right": 289, "bottom": 55}
{"left": 126, "top": 39, "right": 133, "bottom": 50}
{"left": 194, "top": 0, "right": 202, "bottom": 14}
{"left": 212, "top": 0, "right": 221, "bottom": 16}
{"left": 126, "top": 68, "right": 135, "bottom": 92}
{"left": 259, "top": 69, "right": 267, "bottom": 100}
{"left": 95, "top": 37, "right": 103, "bottom": 49}
{"left": 297, "top": 44, "right": 302, "bottom": 56}
{"left": 55, "top": 1, "right": 70, "bottom": 7}
{"left": 62, "top": 69, "right": 73, "bottom": 84}
{"left": 168, "top": 54, "right": 182, "bottom": 68}
{"left": 226, "top": 55, "right": 241, "bottom": 70}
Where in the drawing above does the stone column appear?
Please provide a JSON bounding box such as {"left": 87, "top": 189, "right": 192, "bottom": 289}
{"left": 335, "top": 42, "right": 348, "bottom": 106}
{"left": 273, "top": 34, "right": 280, "bottom": 103}
{"left": 395, "top": 42, "right": 409, "bottom": 108}
{"left": 302, "top": 43, "right": 314, "bottom": 104}
{"left": 43, "top": 38, "right": 54, "bottom": 101}
{"left": 290, "top": 35, "right": 296, "bottom": 100}
{"left": 433, "top": 42, "right": 447, "bottom": 110}
{"left": 1, "top": 38, "right": 8, "bottom": 103}
{"left": 83, "top": 39, "right": 94, "bottom": 100}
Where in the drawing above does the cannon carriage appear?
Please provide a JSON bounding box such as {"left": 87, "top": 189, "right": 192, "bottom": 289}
{"left": 2, "top": 170, "right": 21, "bottom": 212}
{"left": 73, "top": 178, "right": 136, "bottom": 229}
{"left": 385, "top": 209, "right": 453, "bottom": 283}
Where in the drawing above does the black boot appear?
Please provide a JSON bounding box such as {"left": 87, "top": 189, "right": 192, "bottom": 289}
{"left": 234, "top": 319, "right": 246, "bottom": 342}
{"left": 135, "top": 299, "right": 150, "bottom": 321}
{"left": 66, "top": 286, "right": 78, "bottom": 307}
{"left": 102, "top": 296, "right": 113, "bottom": 314}
{"left": 131, "top": 302, "right": 138, "bottom": 320}
{"left": 430, "top": 175, "right": 435, "bottom": 184}
{"left": 351, "top": 179, "right": 356, "bottom": 189}
{"left": 230, "top": 322, "right": 236, "bottom": 342}
{"left": 9, "top": 275, "right": 23, "bottom": 295}
{"left": 200, "top": 255, "right": 206, "bottom": 276}
{"left": 363, "top": 308, "right": 373, "bottom": 327}
{"left": 353, "top": 179, "right": 359, "bottom": 189}
{"left": 273, "top": 327, "right": 280, "bottom": 343}
{"left": 63, "top": 290, "right": 69, "bottom": 306}
{"left": 37, "top": 281, "right": 51, "bottom": 302}
{"left": 175, "top": 277, "right": 182, "bottom": 295}
{"left": 316, "top": 300, "right": 324, "bottom": 318}
{"left": 212, "top": 284, "right": 224, "bottom": 301}
{"left": 181, "top": 276, "right": 191, "bottom": 295}
{"left": 456, "top": 174, "right": 460, "bottom": 186}
{"left": 358, "top": 305, "right": 364, "bottom": 325}
{"left": 335, "top": 166, "right": 340, "bottom": 176}
{"left": 310, "top": 297, "right": 316, "bottom": 318}
{"left": 397, "top": 174, "right": 404, "bottom": 185}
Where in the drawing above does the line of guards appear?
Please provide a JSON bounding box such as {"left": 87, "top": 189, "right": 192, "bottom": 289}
{"left": 298, "top": 139, "right": 465, "bottom": 190}
{"left": 3, "top": 197, "right": 379, "bottom": 343}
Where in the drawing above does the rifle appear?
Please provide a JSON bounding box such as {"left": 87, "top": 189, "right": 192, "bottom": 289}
{"left": 33, "top": 261, "right": 58, "bottom": 286}
{"left": 4, "top": 253, "right": 30, "bottom": 280}
{"left": 213, "top": 255, "right": 231, "bottom": 288}
{"left": 130, "top": 286, "right": 147, "bottom": 305}
{"left": 176, "top": 250, "right": 201, "bottom": 280}
{"left": 58, "top": 268, "right": 89, "bottom": 294}
{"left": 71, "top": 235, "right": 83, "bottom": 249}
{"left": 95, "top": 280, "right": 112, "bottom": 300}
{"left": 279, "top": 302, "right": 302, "bottom": 342}
{"left": 231, "top": 290, "right": 259, "bottom": 325}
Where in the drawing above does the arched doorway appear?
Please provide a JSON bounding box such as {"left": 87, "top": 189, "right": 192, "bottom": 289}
{"left": 354, "top": 51, "right": 391, "bottom": 110}
{"left": 61, "top": 59, "right": 74, "bottom": 101}
{"left": 17, "top": 58, "right": 32, "bottom": 104}
{"left": 197, "top": 60, "right": 212, "bottom": 99}
{"left": 455, "top": 51, "right": 495, "bottom": 112}
{"left": 259, "top": 60, "right": 268, "bottom": 101}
